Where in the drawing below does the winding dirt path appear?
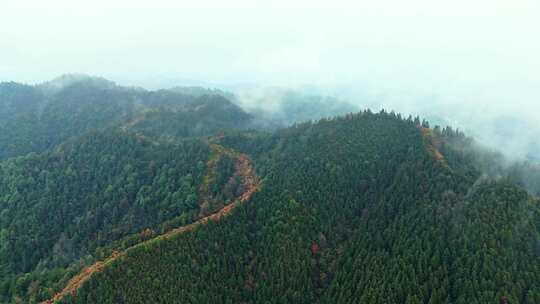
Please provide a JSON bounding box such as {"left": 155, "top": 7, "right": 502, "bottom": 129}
{"left": 44, "top": 143, "right": 260, "bottom": 304}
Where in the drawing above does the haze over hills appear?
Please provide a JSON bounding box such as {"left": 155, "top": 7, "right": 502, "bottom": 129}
{"left": 2, "top": 1, "right": 539, "bottom": 303}
{"left": 6, "top": 73, "right": 539, "bottom": 163}
{"left": 0, "top": 75, "right": 539, "bottom": 304}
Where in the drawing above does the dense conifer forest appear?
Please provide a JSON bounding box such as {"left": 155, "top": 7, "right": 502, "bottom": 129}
{"left": 0, "top": 76, "right": 539, "bottom": 303}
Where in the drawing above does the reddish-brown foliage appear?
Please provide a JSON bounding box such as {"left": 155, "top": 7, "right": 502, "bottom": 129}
{"left": 311, "top": 243, "right": 320, "bottom": 255}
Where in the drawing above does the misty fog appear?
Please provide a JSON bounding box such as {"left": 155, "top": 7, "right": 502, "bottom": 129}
{"left": 1, "top": 0, "right": 539, "bottom": 160}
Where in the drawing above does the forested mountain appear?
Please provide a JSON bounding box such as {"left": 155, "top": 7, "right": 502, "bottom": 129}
{"left": 51, "top": 111, "right": 540, "bottom": 304}
{"left": 0, "top": 82, "right": 46, "bottom": 159}
{"left": 168, "top": 86, "right": 235, "bottom": 101}
{"left": 0, "top": 76, "right": 253, "bottom": 160}
{"left": 0, "top": 77, "right": 539, "bottom": 304}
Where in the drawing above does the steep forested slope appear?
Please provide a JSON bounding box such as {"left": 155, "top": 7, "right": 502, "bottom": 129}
{"left": 433, "top": 127, "right": 540, "bottom": 196}
{"left": 0, "top": 76, "right": 258, "bottom": 303}
{"left": 1, "top": 77, "right": 539, "bottom": 304}
{"left": 53, "top": 112, "right": 540, "bottom": 304}
{"left": 44, "top": 142, "right": 260, "bottom": 304}
{"left": 0, "top": 129, "right": 251, "bottom": 303}
{"left": 126, "top": 94, "right": 252, "bottom": 140}
{"left": 0, "top": 82, "right": 46, "bottom": 159}
{"left": 0, "top": 78, "right": 135, "bottom": 159}
{"left": 0, "top": 76, "right": 253, "bottom": 160}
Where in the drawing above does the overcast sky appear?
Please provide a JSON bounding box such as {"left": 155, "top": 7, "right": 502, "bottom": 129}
{"left": 1, "top": 0, "right": 539, "bottom": 156}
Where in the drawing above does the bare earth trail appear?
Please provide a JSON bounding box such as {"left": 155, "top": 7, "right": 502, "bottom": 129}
{"left": 44, "top": 142, "right": 260, "bottom": 304}
{"left": 420, "top": 127, "right": 448, "bottom": 166}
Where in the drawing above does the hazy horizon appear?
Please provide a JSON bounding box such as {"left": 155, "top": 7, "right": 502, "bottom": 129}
{"left": 2, "top": 0, "right": 539, "bottom": 159}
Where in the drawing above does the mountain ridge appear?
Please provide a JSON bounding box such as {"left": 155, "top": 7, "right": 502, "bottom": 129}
{"left": 0, "top": 76, "right": 539, "bottom": 303}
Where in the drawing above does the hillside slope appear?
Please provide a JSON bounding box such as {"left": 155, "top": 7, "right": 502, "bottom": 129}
{"left": 53, "top": 112, "right": 540, "bottom": 304}
{"left": 45, "top": 143, "right": 260, "bottom": 304}
{"left": 1, "top": 78, "right": 539, "bottom": 304}
{"left": 0, "top": 76, "right": 253, "bottom": 160}
{"left": 0, "top": 130, "right": 251, "bottom": 303}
